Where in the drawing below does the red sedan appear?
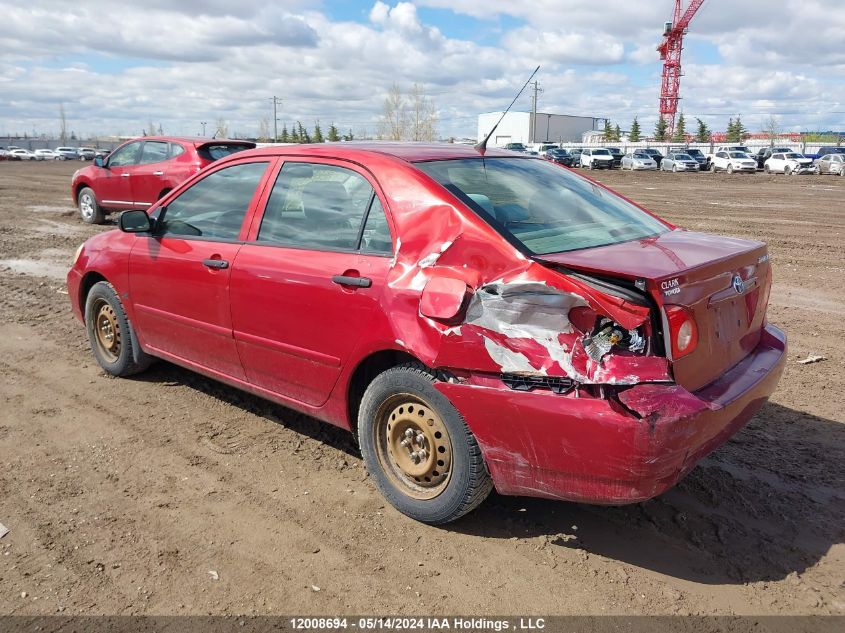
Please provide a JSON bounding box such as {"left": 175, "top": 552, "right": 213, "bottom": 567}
{"left": 70, "top": 136, "right": 255, "bottom": 224}
{"left": 67, "top": 143, "right": 786, "bottom": 524}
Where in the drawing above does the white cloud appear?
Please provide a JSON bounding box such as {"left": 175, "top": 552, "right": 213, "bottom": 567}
{"left": 0, "top": 0, "right": 843, "bottom": 140}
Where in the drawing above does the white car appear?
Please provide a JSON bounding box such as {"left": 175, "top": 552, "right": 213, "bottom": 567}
{"left": 763, "top": 152, "right": 815, "bottom": 175}
{"left": 580, "top": 148, "right": 614, "bottom": 169}
{"left": 55, "top": 146, "right": 81, "bottom": 160}
{"left": 620, "top": 151, "right": 658, "bottom": 170}
{"left": 710, "top": 151, "right": 757, "bottom": 174}
{"left": 33, "top": 149, "right": 61, "bottom": 161}
{"left": 9, "top": 148, "right": 36, "bottom": 160}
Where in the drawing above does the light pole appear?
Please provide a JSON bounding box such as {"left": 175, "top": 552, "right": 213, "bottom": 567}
{"left": 200, "top": 121, "right": 207, "bottom": 136}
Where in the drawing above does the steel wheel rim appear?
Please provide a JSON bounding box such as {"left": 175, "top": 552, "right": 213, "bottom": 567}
{"left": 79, "top": 193, "right": 94, "bottom": 220}
{"left": 93, "top": 298, "right": 121, "bottom": 362}
{"left": 373, "top": 394, "right": 453, "bottom": 500}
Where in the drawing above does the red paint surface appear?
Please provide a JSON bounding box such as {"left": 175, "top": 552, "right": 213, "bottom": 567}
{"left": 68, "top": 143, "right": 787, "bottom": 505}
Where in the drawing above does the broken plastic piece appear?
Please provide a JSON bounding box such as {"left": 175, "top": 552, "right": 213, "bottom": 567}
{"left": 0, "top": 522, "right": 8, "bottom": 539}
{"left": 419, "top": 276, "right": 469, "bottom": 320}
{"left": 797, "top": 354, "right": 826, "bottom": 365}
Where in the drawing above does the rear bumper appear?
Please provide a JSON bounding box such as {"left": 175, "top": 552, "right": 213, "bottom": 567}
{"left": 436, "top": 324, "right": 786, "bottom": 504}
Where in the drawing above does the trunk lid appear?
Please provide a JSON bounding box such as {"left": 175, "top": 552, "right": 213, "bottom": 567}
{"left": 538, "top": 230, "right": 772, "bottom": 391}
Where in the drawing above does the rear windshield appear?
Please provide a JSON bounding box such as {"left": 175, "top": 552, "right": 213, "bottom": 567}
{"left": 197, "top": 143, "right": 255, "bottom": 162}
{"left": 416, "top": 158, "right": 669, "bottom": 255}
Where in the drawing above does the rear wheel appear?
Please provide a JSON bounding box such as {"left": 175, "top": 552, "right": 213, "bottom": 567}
{"left": 727, "top": 164, "right": 734, "bottom": 174}
{"left": 710, "top": 163, "right": 717, "bottom": 173}
{"left": 672, "top": 164, "right": 678, "bottom": 173}
{"left": 764, "top": 164, "right": 771, "bottom": 174}
{"left": 85, "top": 281, "right": 152, "bottom": 377}
{"left": 358, "top": 363, "right": 492, "bottom": 524}
{"left": 77, "top": 187, "right": 105, "bottom": 224}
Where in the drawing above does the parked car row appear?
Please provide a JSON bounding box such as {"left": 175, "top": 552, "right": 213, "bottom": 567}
{"left": 531, "top": 144, "right": 845, "bottom": 177}
{"left": 0, "top": 146, "right": 111, "bottom": 161}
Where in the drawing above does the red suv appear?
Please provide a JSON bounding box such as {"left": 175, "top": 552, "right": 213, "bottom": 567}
{"left": 67, "top": 143, "right": 786, "bottom": 524}
{"left": 71, "top": 136, "right": 255, "bottom": 223}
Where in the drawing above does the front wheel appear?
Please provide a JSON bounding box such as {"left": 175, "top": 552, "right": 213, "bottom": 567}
{"left": 358, "top": 363, "right": 492, "bottom": 524}
{"left": 77, "top": 187, "right": 105, "bottom": 224}
{"left": 784, "top": 165, "right": 792, "bottom": 175}
{"left": 672, "top": 164, "right": 678, "bottom": 173}
{"left": 727, "top": 164, "right": 734, "bottom": 174}
{"left": 764, "top": 165, "right": 771, "bottom": 174}
{"left": 85, "top": 281, "right": 153, "bottom": 377}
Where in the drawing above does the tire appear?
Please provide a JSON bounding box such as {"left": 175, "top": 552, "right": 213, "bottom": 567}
{"left": 672, "top": 164, "right": 678, "bottom": 173}
{"left": 813, "top": 165, "right": 821, "bottom": 175}
{"left": 710, "top": 163, "right": 717, "bottom": 173}
{"left": 784, "top": 165, "right": 791, "bottom": 176}
{"left": 85, "top": 281, "right": 153, "bottom": 377}
{"left": 358, "top": 363, "right": 493, "bottom": 524}
{"left": 77, "top": 186, "right": 105, "bottom": 224}
{"left": 727, "top": 164, "right": 734, "bottom": 174}
{"left": 764, "top": 165, "right": 770, "bottom": 174}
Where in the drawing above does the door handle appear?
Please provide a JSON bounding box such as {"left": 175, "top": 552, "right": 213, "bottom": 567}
{"left": 153, "top": 171, "right": 164, "bottom": 176}
{"left": 202, "top": 258, "right": 229, "bottom": 270}
{"left": 332, "top": 275, "right": 371, "bottom": 288}
{"left": 121, "top": 173, "right": 130, "bottom": 177}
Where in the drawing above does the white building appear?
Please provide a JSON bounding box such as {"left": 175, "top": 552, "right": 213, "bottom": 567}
{"left": 477, "top": 111, "right": 606, "bottom": 146}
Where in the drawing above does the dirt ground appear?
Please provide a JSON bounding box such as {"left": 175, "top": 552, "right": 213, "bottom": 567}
{"left": 0, "top": 160, "right": 842, "bottom": 617}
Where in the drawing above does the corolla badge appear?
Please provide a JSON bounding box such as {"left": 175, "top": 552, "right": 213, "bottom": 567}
{"left": 732, "top": 274, "right": 745, "bottom": 295}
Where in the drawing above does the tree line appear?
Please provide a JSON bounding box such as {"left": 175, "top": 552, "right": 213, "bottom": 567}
{"left": 602, "top": 114, "right": 752, "bottom": 143}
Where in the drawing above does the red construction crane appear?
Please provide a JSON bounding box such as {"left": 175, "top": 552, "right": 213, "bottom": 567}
{"left": 657, "top": 0, "right": 705, "bottom": 136}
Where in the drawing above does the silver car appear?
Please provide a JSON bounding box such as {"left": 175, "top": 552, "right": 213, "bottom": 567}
{"left": 620, "top": 151, "right": 658, "bottom": 171}
{"left": 660, "top": 152, "right": 700, "bottom": 172}
{"left": 815, "top": 153, "right": 845, "bottom": 176}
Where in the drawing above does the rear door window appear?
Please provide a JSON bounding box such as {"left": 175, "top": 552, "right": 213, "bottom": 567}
{"left": 257, "top": 162, "right": 386, "bottom": 252}
{"left": 139, "top": 141, "right": 169, "bottom": 164}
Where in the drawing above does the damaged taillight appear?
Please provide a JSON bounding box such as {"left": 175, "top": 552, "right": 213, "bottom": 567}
{"left": 571, "top": 308, "right": 647, "bottom": 363}
{"left": 665, "top": 305, "right": 698, "bottom": 359}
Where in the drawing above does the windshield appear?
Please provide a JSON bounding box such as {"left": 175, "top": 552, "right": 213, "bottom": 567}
{"left": 643, "top": 149, "right": 660, "bottom": 156}
{"left": 676, "top": 154, "right": 693, "bottom": 160}
{"left": 729, "top": 152, "right": 748, "bottom": 158}
{"left": 686, "top": 149, "right": 703, "bottom": 156}
{"left": 416, "top": 158, "right": 669, "bottom": 255}
{"left": 785, "top": 153, "right": 803, "bottom": 159}
{"left": 592, "top": 149, "right": 611, "bottom": 155}
{"left": 633, "top": 152, "right": 650, "bottom": 159}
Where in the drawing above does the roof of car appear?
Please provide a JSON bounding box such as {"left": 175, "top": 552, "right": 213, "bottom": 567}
{"left": 119, "top": 135, "right": 255, "bottom": 145}
{"left": 242, "top": 142, "right": 520, "bottom": 163}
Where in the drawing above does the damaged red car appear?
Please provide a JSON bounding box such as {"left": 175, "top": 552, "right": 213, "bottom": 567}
{"left": 67, "top": 143, "right": 786, "bottom": 524}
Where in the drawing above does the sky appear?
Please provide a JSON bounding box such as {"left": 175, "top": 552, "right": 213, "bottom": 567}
{"left": 1, "top": 0, "right": 843, "bottom": 140}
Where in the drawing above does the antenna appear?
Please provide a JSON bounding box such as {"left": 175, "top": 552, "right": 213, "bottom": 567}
{"left": 475, "top": 65, "right": 540, "bottom": 156}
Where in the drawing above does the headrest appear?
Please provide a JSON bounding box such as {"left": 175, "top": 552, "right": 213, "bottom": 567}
{"left": 466, "top": 193, "right": 494, "bottom": 215}
{"left": 301, "top": 181, "right": 350, "bottom": 223}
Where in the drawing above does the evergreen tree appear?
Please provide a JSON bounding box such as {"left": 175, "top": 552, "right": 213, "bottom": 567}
{"left": 296, "top": 121, "right": 310, "bottom": 143}
{"left": 695, "top": 118, "right": 711, "bottom": 143}
{"left": 629, "top": 117, "right": 641, "bottom": 142}
{"left": 343, "top": 129, "right": 354, "bottom": 141}
{"left": 672, "top": 113, "right": 687, "bottom": 142}
{"left": 290, "top": 125, "right": 300, "bottom": 143}
{"left": 654, "top": 115, "right": 668, "bottom": 142}
{"left": 602, "top": 119, "right": 614, "bottom": 141}
{"left": 613, "top": 124, "right": 621, "bottom": 142}
{"left": 313, "top": 121, "right": 324, "bottom": 143}
{"left": 327, "top": 123, "right": 340, "bottom": 142}
{"left": 733, "top": 115, "right": 748, "bottom": 142}
{"left": 280, "top": 124, "right": 289, "bottom": 143}
{"left": 726, "top": 118, "right": 736, "bottom": 142}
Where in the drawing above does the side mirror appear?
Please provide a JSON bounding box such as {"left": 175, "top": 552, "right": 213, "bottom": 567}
{"left": 94, "top": 156, "right": 106, "bottom": 168}
{"left": 119, "top": 210, "right": 153, "bottom": 233}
